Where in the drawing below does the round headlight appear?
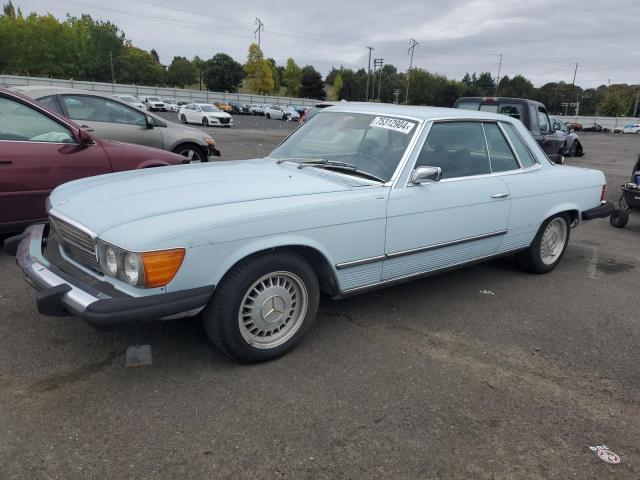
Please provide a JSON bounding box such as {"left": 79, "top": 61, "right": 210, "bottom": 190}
{"left": 123, "top": 253, "right": 140, "bottom": 286}
{"left": 105, "top": 246, "right": 118, "bottom": 276}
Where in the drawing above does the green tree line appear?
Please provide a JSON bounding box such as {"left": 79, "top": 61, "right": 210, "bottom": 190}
{"left": 1, "top": 2, "right": 638, "bottom": 115}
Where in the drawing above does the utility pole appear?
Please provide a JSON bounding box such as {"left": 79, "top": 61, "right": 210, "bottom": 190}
{"left": 254, "top": 18, "right": 264, "bottom": 48}
{"left": 405, "top": 38, "right": 418, "bottom": 103}
{"left": 109, "top": 50, "right": 116, "bottom": 84}
{"left": 565, "top": 61, "right": 578, "bottom": 116}
{"left": 494, "top": 53, "right": 502, "bottom": 95}
{"left": 365, "top": 46, "right": 374, "bottom": 101}
{"left": 374, "top": 58, "right": 384, "bottom": 101}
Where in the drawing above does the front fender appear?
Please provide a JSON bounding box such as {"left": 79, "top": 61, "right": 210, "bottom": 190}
{"left": 207, "top": 235, "right": 337, "bottom": 288}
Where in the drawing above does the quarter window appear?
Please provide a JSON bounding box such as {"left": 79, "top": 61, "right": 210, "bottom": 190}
{"left": 0, "top": 96, "right": 74, "bottom": 143}
{"left": 484, "top": 123, "right": 519, "bottom": 172}
{"left": 37, "top": 95, "right": 65, "bottom": 116}
{"left": 62, "top": 95, "right": 146, "bottom": 125}
{"left": 501, "top": 122, "right": 536, "bottom": 168}
{"left": 416, "top": 122, "right": 490, "bottom": 179}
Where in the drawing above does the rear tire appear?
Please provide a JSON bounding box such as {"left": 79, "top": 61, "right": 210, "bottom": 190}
{"left": 202, "top": 252, "right": 320, "bottom": 362}
{"left": 610, "top": 208, "right": 629, "bottom": 228}
{"left": 516, "top": 213, "right": 570, "bottom": 274}
{"left": 202, "top": 117, "right": 209, "bottom": 127}
{"left": 266, "top": 113, "right": 271, "bottom": 119}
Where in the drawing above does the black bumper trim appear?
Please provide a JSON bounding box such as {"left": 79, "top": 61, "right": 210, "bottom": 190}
{"left": 582, "top": 201, "right": 615, "bottom": 220}
{"left": 77, "top": 286, "right": 214, "bottom": 326}
{"left": 4, "top": 232, "right": 29, "bottom": 256}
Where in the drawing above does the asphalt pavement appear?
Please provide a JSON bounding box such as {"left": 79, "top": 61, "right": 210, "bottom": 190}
{"left": 1, "top": 132, "right": 639, "bottom": 479}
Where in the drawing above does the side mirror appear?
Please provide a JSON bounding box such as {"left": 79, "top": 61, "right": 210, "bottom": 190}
{"left": 145, "top": 115, "right": 155, "bottom": 129}
{"left": 410, "top": 166, "right": 441, "bottom": 184}
{"left": 76, "top": 127, "right": 95, "bottom": 146}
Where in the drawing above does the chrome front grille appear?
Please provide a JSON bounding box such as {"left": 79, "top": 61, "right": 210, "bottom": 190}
{"left": 49, "top": 214, "right": 101, "bottom": 272}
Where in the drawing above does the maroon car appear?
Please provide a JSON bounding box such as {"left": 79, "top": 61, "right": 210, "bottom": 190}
{"left": 0, "top": 88, "right": 189, "bottom": 233}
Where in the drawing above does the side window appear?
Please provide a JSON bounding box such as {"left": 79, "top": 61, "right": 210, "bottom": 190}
{"left": 416, "top": 122, "right": 490, "bottom": 179}
{"left": 528, "top": 105, "right": 539, "bottom": 132}
{"left": 484, "top": 123, "right": 519, "bottom": 172}
{"left": 501, "top": 122, "right": 536, "bottom": 168}
{"left": 37, "top": 95, "right": 65, "bottom": 116}
{"left": 538, "top": 107, "right": 550, "bottom": 134}
{"left": 63, "top": 95, "right": 146, "bottom": 125}
{"left": 0, "top": 96, "right": 74, "bottom": 143}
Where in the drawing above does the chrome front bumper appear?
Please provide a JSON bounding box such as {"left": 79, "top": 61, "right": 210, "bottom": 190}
{"left": 9, "top": 224, "right": 213, "bottom": 326}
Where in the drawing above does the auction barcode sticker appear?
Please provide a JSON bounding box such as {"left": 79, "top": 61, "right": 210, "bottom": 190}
{"left": 370, "top": 117, "right": 415, "bottom": 134}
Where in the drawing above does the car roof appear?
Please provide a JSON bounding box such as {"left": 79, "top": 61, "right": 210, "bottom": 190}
{"left": 323, "top": 102, "right": 519, "bottom": 122}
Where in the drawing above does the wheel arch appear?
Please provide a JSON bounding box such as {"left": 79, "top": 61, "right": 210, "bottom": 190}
{"left": 542, "top": 204, "right": 579, "bottom": 226}
{"left": 211, "top": 239, "right": 341, "bottom": 297}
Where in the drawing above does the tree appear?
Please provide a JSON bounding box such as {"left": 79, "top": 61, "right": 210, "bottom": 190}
{"left": 203, "top": 53, "right": 244, "bottom": 92}
{"left": 299, "top": 65, "right": 324, "bottom": 100}
{"left": 330, "top": 73, "right": 343, "bottom": 101}
{"left": 150, "top": 48, "right": 160, "bottom": 63}
{"left": 282, "top": 58, "right": 301, "bottom": 96}
{"left": 266, "top": 58, "right": 280, "bottom": 93}
{"left": 117, "top": 46, "right": 165, "bottom": 85}
{"left": 166, "top": 56, "right": 197, "bottom": 88}
{"left": 244, "top": 43, "right": 274, "bottom": 94}
{"left": 192, "top": 55, "right": 205, "bottom": 90}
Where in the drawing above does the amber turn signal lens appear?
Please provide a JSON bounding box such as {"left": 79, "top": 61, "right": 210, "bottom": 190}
{"left": 141, "top": 249, "right": 185, "bottom": 288}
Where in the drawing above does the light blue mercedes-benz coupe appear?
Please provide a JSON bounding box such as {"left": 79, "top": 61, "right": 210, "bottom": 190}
{"left": 6, "top": 103, "right": 614, "bottom": 362}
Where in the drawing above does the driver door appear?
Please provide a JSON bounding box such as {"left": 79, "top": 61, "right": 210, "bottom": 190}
{"left": 383, "top": 121, "right": 511, "bottom": 281}
{"left": 59, "top": 94, "right": 164, "bottom": 149}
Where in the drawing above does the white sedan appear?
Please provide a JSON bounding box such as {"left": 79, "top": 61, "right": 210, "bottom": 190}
{"left": 178, "top": 103, "right": 233, "bottom": 127}
{"left": 163, "top": 98, "right": 180, "bottom": 112}
{"left": 622, "top": 123, "right": 640, "bottom": 134}
{"left": 265, "top": 105, "right": 288, "bottom": 120}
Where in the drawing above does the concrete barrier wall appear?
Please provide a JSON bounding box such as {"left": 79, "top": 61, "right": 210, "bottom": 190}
{"left": 0, "top": 74, "right": 318, "bottom": 107}
{"left": 555, "top": 115, "right": 638, "bottom": 130}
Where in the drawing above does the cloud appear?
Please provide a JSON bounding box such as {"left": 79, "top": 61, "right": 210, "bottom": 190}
{"left": 15, "top": 0, "right": 640, "bottom": 88}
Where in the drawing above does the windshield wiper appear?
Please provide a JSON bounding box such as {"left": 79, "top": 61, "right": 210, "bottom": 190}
{"left": 298, "top": 160, "right": 386, "bottom": 183}
{"left": 275, "top": 157, "right": 326, "bottom": 164}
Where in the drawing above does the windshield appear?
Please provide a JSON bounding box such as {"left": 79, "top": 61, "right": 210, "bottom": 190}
{"left": 270, "top": 111, "right": 418, "bottom": 182}
{"left": 200, "top": 105, "right": 220, "bottom": 112}
{"left": 148, "top": 97, "right": 161, "bottom": 102}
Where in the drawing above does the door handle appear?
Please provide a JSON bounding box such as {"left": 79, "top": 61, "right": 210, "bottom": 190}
{"left": 491, "top": 193, "right": 509, "bottom": 199}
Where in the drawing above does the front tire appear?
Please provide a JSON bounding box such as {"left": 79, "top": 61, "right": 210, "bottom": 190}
{"left": 172, "top": 143, "right": 206, "bottom": 163}
{"left": 202, "top": 117, "right": 209, "bottom": 127}
{"left": 202, "top": 252, "right": 320, "bottom": 362}
{"left": 516, "top": 213, "right": 570, "bottom": 273}
{"left": 266, "top": 113, "right": 271, "bottom": 119}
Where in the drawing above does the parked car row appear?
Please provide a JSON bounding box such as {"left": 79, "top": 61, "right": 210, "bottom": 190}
{"left": 12, "top": 86, "right": 220, "bottom": 161}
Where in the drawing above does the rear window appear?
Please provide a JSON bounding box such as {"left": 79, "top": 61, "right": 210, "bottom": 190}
{"left": 456, "top": 102, "right": 480, "bottom": 111}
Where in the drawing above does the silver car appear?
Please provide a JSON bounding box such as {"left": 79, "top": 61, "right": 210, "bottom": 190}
{"left": 13, "top": 86, "right": 220, "bottom": 162}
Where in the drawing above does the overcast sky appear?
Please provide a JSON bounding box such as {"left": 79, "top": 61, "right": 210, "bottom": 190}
{"left": 18, "top": 0, "right": 640, "bottom": 88}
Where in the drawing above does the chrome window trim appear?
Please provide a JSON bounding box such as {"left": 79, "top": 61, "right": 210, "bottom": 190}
{"left": 399, "top": 118, "right": 552, "bottom": 187}
{"left": 480, "top": 123, "right": 493, "bottom": 173}
{"left": 335, "top": 230, "right": 507, "bottom": 270}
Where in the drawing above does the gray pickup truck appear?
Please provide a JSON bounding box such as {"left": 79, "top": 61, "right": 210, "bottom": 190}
{"left": 454, "top": 97, "right": 565, "bottom": 164}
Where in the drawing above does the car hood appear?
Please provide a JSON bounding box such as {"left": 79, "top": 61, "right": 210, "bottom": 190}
{"left": 206, "top": 112, "right": 231, "bottom": 118}
{"left": 49, "top": 159, "right": 352, "bottom": 234}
